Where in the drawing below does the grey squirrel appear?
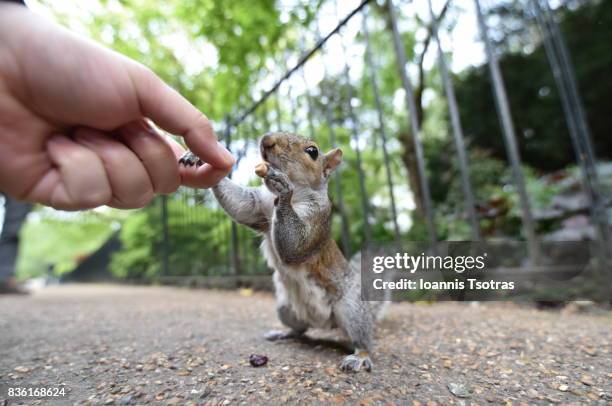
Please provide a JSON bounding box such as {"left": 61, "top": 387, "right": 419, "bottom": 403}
{"left": 179, "top": 132, "right": 386, "bottom": 372}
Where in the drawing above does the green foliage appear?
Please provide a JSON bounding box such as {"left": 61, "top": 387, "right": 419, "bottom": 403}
{"left": 20, "top": 0, "right": 607, "bottom": 282}
{"left": 37, "top": 0, "right": 306, "bottom": 120}
{"left": 110, "top": 195, "right": 235, "bottom": 280}
{"left": 455, "top": 0, "right": 612, "bottom": 171}
{"left": 17, "top": 210, "right": 115, "bottom": 279}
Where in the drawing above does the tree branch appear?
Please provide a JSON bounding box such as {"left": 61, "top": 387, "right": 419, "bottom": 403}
{"left": 415, "top": 0, "right": 451, "bottom": 121}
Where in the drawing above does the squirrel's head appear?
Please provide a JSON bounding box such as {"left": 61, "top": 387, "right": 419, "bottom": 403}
{"left": 260, "top": 132, "right": 342, "bottom": 190}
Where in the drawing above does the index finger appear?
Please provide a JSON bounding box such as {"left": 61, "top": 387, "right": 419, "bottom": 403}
{"left": 128, "top": 64, "right": 235, "bottom": 171}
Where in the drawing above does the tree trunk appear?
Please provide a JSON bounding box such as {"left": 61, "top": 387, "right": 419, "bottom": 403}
{"left": 0, "top": 196, "right": 32, "bottom": 281}
{"left": 399, "top": 130, "right": 424, "bottom": 216}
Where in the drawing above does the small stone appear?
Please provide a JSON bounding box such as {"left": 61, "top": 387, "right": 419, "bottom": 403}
{"left": 580, "top": 374, "right": 594, "bottom": 386}
{"left": 582, "top": 347, "right": 597, "bottom": 356}
{"left": 526, "top": 389, "right": 540, "bottom": 399}
{"left": 166, "top": 397, "right": 182, "bottom": 406}
{"left": 249, "top": 354, "right": 268, "bottom": 368}
{"left": 447, "top": 382, "right": 472, "bottom": 398}
{"left": 558, "top": 384, "right": 569, "bottom": 392}
{"left": 586, "top": 392, "right": 599, "bottom": 400}
{"left": 14, "top": 366, "right": 29, "bottom": 373}
{"left": 118, "top": 395, "right": 132, "bottom": 405}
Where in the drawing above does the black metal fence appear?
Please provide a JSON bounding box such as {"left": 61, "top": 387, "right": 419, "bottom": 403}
{"left": 154, "top": 0, "right": 610, "bottom": 283}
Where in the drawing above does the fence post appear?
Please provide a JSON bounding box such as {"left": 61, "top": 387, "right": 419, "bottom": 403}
{"left": 311, "top": 26, "right": 353, "bottom": 255}
{"left": 473, "top": 0, "right": 540, "bottom": 265}
{"left": 160, "top": 195, "right": 170, "bottom": 277}
{"left": 362, "top": 8, "right": 401, "bottom": 241}
{"left": 335, "top": 4, "right": 372, "bottom": 244}
{"left": 224, "top": 118, "right": 241, "bottom": 275}
{"left": 387, "top": 0, "right": 437, "bottom": 245}
{"left": 532, "top": 0, "right": 610, "bottom": 264}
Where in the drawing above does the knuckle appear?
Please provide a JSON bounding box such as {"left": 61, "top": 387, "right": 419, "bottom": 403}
{"left": 78, "top": 189, "right": 111, "bottom": 209}
{"left": 135, "top": 64, "right": 159, "bottom": 87}
{"left": 138, "top": 137, "right": 174, "bottom": 163}
{"left": 156, "top": 176, "right": 180, "bottom": 195}
{"left": 195, "top": 114, "right": 214, "bottom": 138}
{"left": 133, "top": 190, "right": 154, "bottom": 208}
{"left": 65, "top": 147, "right": 95, "bottom": 164}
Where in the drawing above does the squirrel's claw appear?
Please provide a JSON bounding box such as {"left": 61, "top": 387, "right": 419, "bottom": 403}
{"left": 339, "top": 353, "right": 373, "bottom": 373}
{"left": 264, "top": 167, "right": 292, "bottom": 196}
{"left": 178, "top": 151, "right": 203, "bottom": 167}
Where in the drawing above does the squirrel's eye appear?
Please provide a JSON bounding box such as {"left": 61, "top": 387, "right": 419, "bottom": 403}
{"left": 305, "top": 146, "right": 318, "bottom": 161}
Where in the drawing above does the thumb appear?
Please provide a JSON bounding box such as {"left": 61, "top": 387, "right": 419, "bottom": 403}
{"left": 128, "top": 64, "right": 235, "bottom": 171}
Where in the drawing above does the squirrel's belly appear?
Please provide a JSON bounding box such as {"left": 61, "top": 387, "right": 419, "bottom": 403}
{"left": 263, "top": 239, "right": 334, "bottom": 328}
{"left": 275, "top": 268, "right": 334, "bottom": 329}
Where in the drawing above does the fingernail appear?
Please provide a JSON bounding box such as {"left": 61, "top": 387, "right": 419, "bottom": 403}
{"left": 217, "top": 142, "right": 236, "bottom": 167}
{"left": 141, "top": 119, "right": 158, "bottom": 135}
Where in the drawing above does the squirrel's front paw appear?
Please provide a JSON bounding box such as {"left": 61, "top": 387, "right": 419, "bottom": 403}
{"left": 178, "top": 151, "right": 203, "bottom": 167}
{"left": 264, "top": 168, "right": 292, "bottom": 196}
{"left": 339, "top": 351, "right": 373, "bottom": 373}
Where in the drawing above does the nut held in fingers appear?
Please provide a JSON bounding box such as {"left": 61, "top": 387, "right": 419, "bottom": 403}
{"left": 255, "top": 162, "right": 269, "bottom": 178}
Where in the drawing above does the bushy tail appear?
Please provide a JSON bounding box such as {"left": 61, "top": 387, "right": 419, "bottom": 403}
{"left": 349, "top": 252, "right": 391, "bottom": 321}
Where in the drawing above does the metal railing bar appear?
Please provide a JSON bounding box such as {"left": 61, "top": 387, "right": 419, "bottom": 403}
{"left": 387, "top": 0, "right": 438, "bottom": 245}
{"left": 335, "top": 5, "right": 372, "bottom": 243}
{"left": 362, "top": 6, "right": 401, "bottom": 241}
{"left": 308, "top": 24, "right": 352, "bottom": 255}
{"left": 473, "top": 0, "right": 539, "bottom": 265}
{"left": 427, "top": 0, "right": 481, "bottom": 241}
{"left": 532, "top": 0, "right": 609, "bottom": 273}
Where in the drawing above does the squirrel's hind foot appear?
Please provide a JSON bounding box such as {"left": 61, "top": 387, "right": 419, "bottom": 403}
{"left": 178, "top": 151, "right": 203, "bottom": 167}
{"left": 264, "top": 329, "right": 304, "bottom": 341}
{"left": 340, "top": 350, "right": 373, "bottom": 373}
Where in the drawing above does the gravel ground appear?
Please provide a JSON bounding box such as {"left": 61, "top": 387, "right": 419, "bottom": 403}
{"left": 0, "top": 284, "right": 610, "bottom": 405}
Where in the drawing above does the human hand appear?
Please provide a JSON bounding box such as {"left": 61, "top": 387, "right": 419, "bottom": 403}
{"left": 0, "top": 3, "right": 235, "bottom": 210}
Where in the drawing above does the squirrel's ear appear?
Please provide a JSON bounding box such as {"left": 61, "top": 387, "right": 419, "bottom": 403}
{"left": 323, "top": 148, "right": 343, "bottom": 177}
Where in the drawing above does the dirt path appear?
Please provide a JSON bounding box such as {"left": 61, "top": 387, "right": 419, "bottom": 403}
{"left": 0, "top": 285, "right": 610, "bottom": 405}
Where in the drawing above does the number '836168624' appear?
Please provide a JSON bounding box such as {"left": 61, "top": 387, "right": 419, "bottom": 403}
{"left": 4, "top": 385, "right": 68, "bottom": 399}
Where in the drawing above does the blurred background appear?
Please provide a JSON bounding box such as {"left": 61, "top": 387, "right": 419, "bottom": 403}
{"left": 3, "top": 0, "right": 610, "bottom": 288}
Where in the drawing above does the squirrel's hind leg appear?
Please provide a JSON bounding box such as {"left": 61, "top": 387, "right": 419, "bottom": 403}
{"left": 334, "top": 296, "right": 375, "bottom": 372}
{"left": 340, "top": 349, "right": 373, "bottom": 373}
{"left": 264, "top": 304, "right": 308, "bottom": 341}
{"left": 264, "top": 329, "right": 304, "bottom": 341}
